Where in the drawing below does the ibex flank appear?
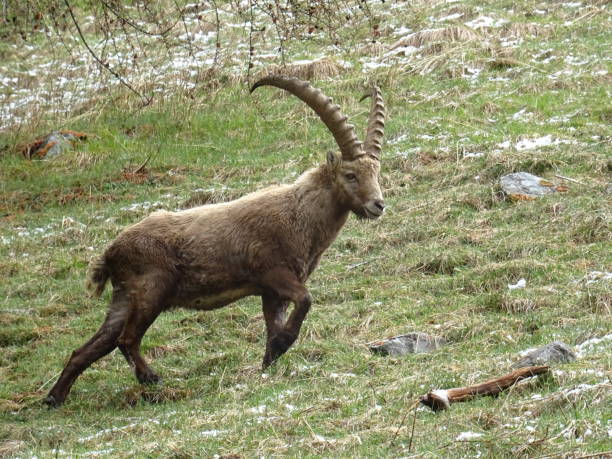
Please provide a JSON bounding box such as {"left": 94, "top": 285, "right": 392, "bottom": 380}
{"left": 45, "top": 76, "right": 386, "bottom": 407}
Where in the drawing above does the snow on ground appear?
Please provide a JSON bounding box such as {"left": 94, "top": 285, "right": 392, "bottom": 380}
{"left": 575, "top": 334, "right": 612, "bottom": 357}
{"left": 3, "top": 1, "right": 606, "bottom": 132}
{"left": 456, "top": 431, "right": 484, "bottom": 441}
{"left": 497, "top": 135, "right": 577, "bottom": 151}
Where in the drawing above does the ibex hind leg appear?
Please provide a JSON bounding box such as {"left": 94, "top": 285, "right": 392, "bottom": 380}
{"left": 44, "top": 292, "right": 130, "bottom": 407}
{"left": 117, "top": 273, "right": 171, "bottom": 385}
{"left": 117, "top": 307, "right": 163, "bottom": 385}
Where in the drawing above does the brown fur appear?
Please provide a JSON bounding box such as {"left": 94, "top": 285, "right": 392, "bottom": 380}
{"left": 44, "top": 79, "right": 385, "bottom": 407}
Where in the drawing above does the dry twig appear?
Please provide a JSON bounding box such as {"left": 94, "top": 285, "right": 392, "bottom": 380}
{"left": 64, "top": 0, "right": 152, "bottom": 106}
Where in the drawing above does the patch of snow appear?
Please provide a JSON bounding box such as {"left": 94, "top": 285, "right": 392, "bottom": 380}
{"left": 275, "top": 389, "right": 296, "bottom": 401}
{"left": 563, "top": 381, "right": 609, "bottom": 398}
{"left": 456, "top": 431, "right": 484, "bottom": 441}
{"left": 386, "top": 45, "right": 419, "bottom": 57}
{"left": 387, "top": 134, "right": 409, "bottom": 145}
{"left": 120, "top": 201, "right": 164, "bottom": 212}
{"left": 508, "top": 278, "right": 526, "bottom": 290}
{"left": 361, "top": 61, "right": 391, "bottom": 70}
{"left": 498, "top": 135, "right": 576, "bottom": 151}
{"left": 565, "top": 55, "right": 590, "bottom": 66}
{"left": 511, "top": 108, "right": 534, "bottom": 121}
{"left": 463, "top": 66, "right": 483, "bottom": 80}
{"left": 548, "top": 114, "right": 573, "bottom": 124}
{"left": 465, "top": 16, "right": 509, "bottom": 29}
{"left": 330, "top": 372, "right": 357, "bottom": 379}
{"left": 201, "top": 429, "right": 225, "bottom": 437}
{"left": 583, "top": 271, "right": 612, "bottom": 285}
{"left": 248, "top": 405, "right": 267, "bottom": 414}
{"left": 78, "top": 423, "right": 139, "bottom": 443}
{"left": 575, "top": 334, "right": 612, "bottom": 357}
{"left": 515, "top": 136, "right": 557, "bottom": 150}
{"left": 83, "top": 449, "right": 115, "bottom": 457}
{"left": 434, "top": 13, "right": 464, "bottom": 22}
{"left": 392, "top": 25, "right": 412, "bottom": 36}
{"left": 312, "top": 434, "right": 337, "bottom": 443}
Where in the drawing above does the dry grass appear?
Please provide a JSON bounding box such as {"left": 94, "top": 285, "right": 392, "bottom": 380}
{"left": 357, "top": 42, "right": 387, "bottom": 57}
{"left": 390, "top": 26, "right": 481, "bottom": 51}
{"left": 499, "top": 297, "right": 539, "bottom": 314}
{"left": 501, "top": 23, "right": 552, "bottom": 39}
{"left": 255, "top": 57, "right": 346, "bottom": 81}
{"left": 404, "top": 43, "right": 476, "bottom": 75}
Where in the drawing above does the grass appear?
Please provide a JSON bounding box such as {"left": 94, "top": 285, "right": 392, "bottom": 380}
{"left": 1, "top": 0, "right": 611, "bottom": 457}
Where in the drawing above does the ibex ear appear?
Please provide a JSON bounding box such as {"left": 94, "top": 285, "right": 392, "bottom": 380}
{"left": 326, "top": 151, "right": 342, "bottom": 170}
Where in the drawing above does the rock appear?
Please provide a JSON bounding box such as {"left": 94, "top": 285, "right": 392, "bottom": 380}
{"left": 21, "top": 130, "right": 90, "bottom": 159}
{"left": 500, "top": 172, "right": 568, "bottom": 201}
{"left": 368, "top": 332, "right": 447, "bottom": 356}
{"left": 511, "top": 341, "right": 576, "bottom": 369}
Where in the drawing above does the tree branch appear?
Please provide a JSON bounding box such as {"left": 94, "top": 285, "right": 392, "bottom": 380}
{"left": 63, "top": 0, "right": 152, "bottom": 106}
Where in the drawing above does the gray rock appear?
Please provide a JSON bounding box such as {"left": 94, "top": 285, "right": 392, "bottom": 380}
{"left": 22, "top": 130, "right": 90, "bottom": 159}
{"left": 368, "top": 332, "right": 447, "bottom": 356}
{"left": 500, "top": 172, "right": 561, "bottom": 199}
{"left": 511, "top": 341, "right": 576, "bottom": 369}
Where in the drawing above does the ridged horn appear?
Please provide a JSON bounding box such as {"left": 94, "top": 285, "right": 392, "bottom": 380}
{"left": 360, "top": 85, "right": 385, "bottom": 160}
{"left": 251, "top": 76, "right": 363, "bottom": 160}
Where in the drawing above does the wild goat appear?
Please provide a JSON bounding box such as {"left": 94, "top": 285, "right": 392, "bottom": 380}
{"left": 45, "top": 76, "right": 386, "bottom": 407}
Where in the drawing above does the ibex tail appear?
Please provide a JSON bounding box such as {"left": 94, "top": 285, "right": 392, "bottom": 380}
{"left": 86, "top": 256, "right": 110, "bottom": 297}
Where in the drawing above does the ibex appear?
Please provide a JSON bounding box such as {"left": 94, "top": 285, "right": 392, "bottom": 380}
{"left": 45, "top": 76, "right": 386, "bottom": 407}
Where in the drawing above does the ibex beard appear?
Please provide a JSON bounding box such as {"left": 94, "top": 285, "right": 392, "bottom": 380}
{"left": 45, "top": 76, "right": 385, "bottom": 407}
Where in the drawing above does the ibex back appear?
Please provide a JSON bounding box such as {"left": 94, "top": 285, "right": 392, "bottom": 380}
{"left": 45, "top": 76, "right": 386, "bottom": 407}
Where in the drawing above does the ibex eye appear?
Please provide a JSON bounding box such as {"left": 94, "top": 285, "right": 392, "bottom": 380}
{"left": 345, "top": 173, "right": 357, "bottom": 181}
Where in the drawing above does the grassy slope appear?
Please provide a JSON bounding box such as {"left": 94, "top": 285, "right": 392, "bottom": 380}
{"left": 1, "top": 0, "right": 611, "bottom": 457}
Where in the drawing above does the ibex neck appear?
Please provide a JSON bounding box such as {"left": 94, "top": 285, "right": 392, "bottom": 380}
{"left": 294, "top": 165, "right": 350, "bottom": 255}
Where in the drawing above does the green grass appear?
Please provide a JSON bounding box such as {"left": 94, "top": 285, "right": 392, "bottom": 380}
{"left": 1, "top": 0, "right": 611, "bottom": 457}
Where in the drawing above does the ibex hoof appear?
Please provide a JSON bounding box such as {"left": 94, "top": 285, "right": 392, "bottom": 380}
{"left": 43, "top": 394, "right": 61, "bottom": 408}
{"left": 270, "top": 331, "right": 296, "bottom": 354}
{"left": 262, "top": 355, "right": 276, "bottom": 370}
{"left": 137, "top": 370, "right": 161, "bottom": 385}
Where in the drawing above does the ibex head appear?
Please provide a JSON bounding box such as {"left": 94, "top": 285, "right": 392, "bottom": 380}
{"left": 251, "top": 76, "right": 386, "bottom": 219}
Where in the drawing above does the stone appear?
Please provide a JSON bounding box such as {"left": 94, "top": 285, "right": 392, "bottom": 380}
{"left": 368, "top": 332, "right": 447, "bottom": 356}
{"left": 511, "top": 341, "right": 576, "bottom": 369}
{"left": 500, "top": 172, "right": 568, "bottom": 200}
{"left": 21, "top": 130, "right": 90, "bottom": 159}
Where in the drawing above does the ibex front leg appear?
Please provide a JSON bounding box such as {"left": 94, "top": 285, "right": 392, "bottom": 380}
{"left": 261, "top": 293, "right": 289, "bottom": 369}
{"left": 260, "top": 268, "right": 312, "bottom": 369}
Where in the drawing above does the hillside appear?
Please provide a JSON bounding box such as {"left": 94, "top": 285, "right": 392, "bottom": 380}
{"left": 0, "top": 0, "right": 610, "bottom": 457}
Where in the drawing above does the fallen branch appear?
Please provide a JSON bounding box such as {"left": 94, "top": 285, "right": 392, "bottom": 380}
{"left": 420, "top": 365, "right": 549, "bottom": 411}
